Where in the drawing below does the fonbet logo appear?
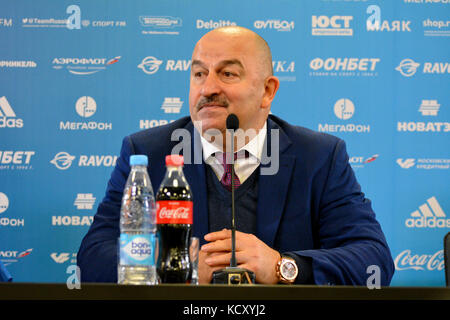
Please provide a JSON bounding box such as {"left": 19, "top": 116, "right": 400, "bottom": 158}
{"left": 52, "top": 56, "right": 121, "bottom": 75}
{"left": 254, "top": 20, "right": 294, "bottom": 32}
{"left": 0, "top": 150, "right": 35, "bottom": 171}
{"left": 0, "top": 192, "right": 9, "bottom": 214}
{"left": 366, "top": 5, "right": 411, "bottom": 32}
{"left": 51, "top": 152, "right": 117, "bottom": 170}
{"left": 312, "top": 15, "right": 353, "bottom": 36}
{"left": 396, "top": 59, "right": 420, "bottom": 77}
{"left": 395, "top": 249, "right": 444, "bottom": 271}
{"left": 405, "top": 196, "right": 449, "bottom": 228}
{"left": 319, "top": 99, "right": 370, "bottom": 133}
{"left": 0, "top": 96, "right": 23, "bottom": 128}
{"left": 309, "top": 58, "right": 380, "bottom": 77}
{"left": 161, "top": 97, "right": 183, "bottom": 113}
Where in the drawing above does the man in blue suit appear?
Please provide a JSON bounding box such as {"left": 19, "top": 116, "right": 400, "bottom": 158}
{"left": 77, "top": 26, "right": 394, "bottom": 285}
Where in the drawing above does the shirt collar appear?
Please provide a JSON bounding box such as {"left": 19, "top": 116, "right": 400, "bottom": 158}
{"left": 201, "top": 122, "right": 267, "bottom": 161}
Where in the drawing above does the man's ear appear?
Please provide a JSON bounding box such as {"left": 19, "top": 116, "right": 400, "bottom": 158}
{"left": 261, "top": 76, "right": 280, "bottom": 109}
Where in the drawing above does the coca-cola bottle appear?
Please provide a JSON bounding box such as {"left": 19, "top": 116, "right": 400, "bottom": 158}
{"left": 156, "top": 155, "right": 193, "bottom": 283}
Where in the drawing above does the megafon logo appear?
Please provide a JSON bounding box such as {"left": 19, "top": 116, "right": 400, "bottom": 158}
{"left": 138, "top": 56, "right": 163, "bottom": 74}
{"left": 405, "top": 196, "right": 449, "bottom": 228}
{"left": 52, "top": 56, "right": 121, "bottom": 75}
{"left": 396, "top": 59, "right": 420, "bottom": 77}
{"left": 50, "top": 152, "right": 76, "bottom": 170}
{"left": 394, "top": 249, "right": 444, "bottom": 271}
{"left": 0, "top": 192, "right": 9, "bottom": 214}
{"left": 0, "top": 96, "right": 23, "bottom": 128}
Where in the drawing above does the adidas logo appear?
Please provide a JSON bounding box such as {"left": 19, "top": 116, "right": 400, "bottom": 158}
{"left": 0, "top": 96, "right": 23, "bottom": 128}
{"left": 405, "top": 196, "right": 449, "bottom": 228}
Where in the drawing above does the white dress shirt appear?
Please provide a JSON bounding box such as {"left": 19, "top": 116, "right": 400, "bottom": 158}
{"left": 201, "top": 122, "right": 267, "bottom": 183}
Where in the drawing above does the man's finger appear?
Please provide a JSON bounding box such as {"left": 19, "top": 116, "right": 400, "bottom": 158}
{"left": 204, "top": 228, "right": 231, "bottom": 242}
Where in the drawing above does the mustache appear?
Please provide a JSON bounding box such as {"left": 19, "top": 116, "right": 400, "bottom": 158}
{"left": 196, "top": 95, "right": 229, "bottom": 110}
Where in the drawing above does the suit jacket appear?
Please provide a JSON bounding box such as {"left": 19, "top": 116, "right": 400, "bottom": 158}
{"left": 77, "top": 115, "right": 394, "bottom": 285}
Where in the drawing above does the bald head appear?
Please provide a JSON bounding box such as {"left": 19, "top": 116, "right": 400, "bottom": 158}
{"left": 193, "top": 26, "right": 273, "bottom": 77}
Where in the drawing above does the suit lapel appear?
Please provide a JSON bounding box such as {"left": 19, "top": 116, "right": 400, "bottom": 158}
{"left": 257, "top": 118, "right": 295, "bottom": 248}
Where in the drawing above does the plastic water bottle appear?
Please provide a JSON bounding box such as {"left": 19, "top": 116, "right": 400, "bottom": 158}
{"left": 118, "top": 155, "right": 158, "bottom": 285}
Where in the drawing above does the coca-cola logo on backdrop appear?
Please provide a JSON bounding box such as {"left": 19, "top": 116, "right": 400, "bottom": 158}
{"left": 394, "top": 249, "right": 444, "bottom": 271}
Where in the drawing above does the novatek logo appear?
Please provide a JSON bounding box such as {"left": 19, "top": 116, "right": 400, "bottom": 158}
{"left": 254, "top": 20, "right": 294, "bottom": 32}
{"left": 0, "top": 96, "right": 24, "bottom": 128}
{"left": 394, "top": 249, "right": 444, "bottom": 271}
{"left": 52, "top": 216, "right": 93, "bottom": 226}
{"left": 50, "top": 152, "right": 118, "bottom": 169}
{"left": 161, "top": 97, "right": 183, "bottom": 113}
{"left": 74, "top": 193, "right": 96, "bottom": 210}
{"left": 366, "top": 5, "right": 412, "bottom": 32}
{"left": 138, "top": 56, "right": 163, "bottom": 74}
{"left": 52, "top": 56, "right": 121, "bottom": 75}
{"left": 405, "top": 196, "right": 449, "bottom": 228}
{"left": 0, "top": 192, "right": 9, "bottom": 214}
{"left": 397, "top": 99, "right": 449, "bottom": 133}
{"left": 311, "top": 15, "right": 353, "bottom": 36}
{"left": 196, "top": 19, "right": 237, "bottom": 29}
{"left": 139, "top": 119, "right": 175, "bottom": 129}
{"left": 418, "top": 100, "right": 440, "bottom": 116}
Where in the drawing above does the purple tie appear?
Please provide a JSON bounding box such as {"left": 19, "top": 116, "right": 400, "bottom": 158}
{"left": 220, "top": 152, "right": 241, "bottom": 191}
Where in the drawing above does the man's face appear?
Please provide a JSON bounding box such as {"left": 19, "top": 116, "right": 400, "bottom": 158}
{"left": 189, "top": 31, "right": 268, "bottom": 135}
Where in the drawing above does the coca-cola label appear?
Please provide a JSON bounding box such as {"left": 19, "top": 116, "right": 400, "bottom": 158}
{"left": 156, "top": 201, "right": 193, "bottom": 224}
{"left": 394, "top": 249, "right": 444, "bottom": 271}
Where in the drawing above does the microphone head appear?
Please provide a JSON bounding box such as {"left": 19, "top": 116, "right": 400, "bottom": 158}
{"left": 226, "top": 114, "right": 239, "bottom": 131}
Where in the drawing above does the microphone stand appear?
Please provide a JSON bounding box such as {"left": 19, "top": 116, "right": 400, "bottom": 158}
{"left": 211, "top": 126, "right": 255, "bottom": 285}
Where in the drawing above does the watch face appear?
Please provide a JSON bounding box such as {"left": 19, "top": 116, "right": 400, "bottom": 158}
{"left": 281, "top": 260, "right": 298, "bottom": 280}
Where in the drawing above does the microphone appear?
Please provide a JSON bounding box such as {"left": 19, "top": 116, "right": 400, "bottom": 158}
{"left": 211, "top": 114, "right": 256, "bottom": 285}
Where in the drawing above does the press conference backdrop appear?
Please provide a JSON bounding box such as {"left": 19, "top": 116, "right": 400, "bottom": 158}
{"left": 0, "top": 0, "right": 448, "bottom": 286}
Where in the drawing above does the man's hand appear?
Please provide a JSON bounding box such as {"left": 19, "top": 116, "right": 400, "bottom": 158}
{"left": 199, "top": 229, "right": 280, "bottom": 284}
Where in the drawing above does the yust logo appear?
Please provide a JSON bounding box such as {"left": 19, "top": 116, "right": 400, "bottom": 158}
{"left": 0, "top": 96, "right": 24, "bottom": 128}
{"left": 312, "top": 15, "right": 353, "bottom": 36}
{"left": 74, "top": 193, "right": 96, "bottom": 210}
{"left": 161, "top": 97, "right": 183, "bottom": 113}
{"left": 394, "top": 249, "right": 444, "bottom": 271}
{"left": 319, "top": 99, "right": 370, "bottom": 133}
{"left": 0, "top": 192, "right": 9, "bottom": 214}
{"left": 405, "top": 196, "right": 449, "bottom": 228}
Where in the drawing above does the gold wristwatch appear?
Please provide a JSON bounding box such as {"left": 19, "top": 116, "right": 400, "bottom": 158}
{"left": 276, "top": 255, "right": 298, "bottom": 284}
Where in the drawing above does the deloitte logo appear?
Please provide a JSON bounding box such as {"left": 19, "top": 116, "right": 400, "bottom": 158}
{"left": 334, "top": 98, "right": 354, "bottom": 120}
{"left": 405, "top": 196, "right": 449, "bottom": 228}
{"left": 75, "top": 96, "right": 96, "bottom": 118}
{"left": 138, "top": 56, "right": 163, "bottom": 74}
{"left": 50, "top": 152, "right": 76, "bottom": 170}
{"left": 0, "top": 192, "right": 9, "bottom": 214}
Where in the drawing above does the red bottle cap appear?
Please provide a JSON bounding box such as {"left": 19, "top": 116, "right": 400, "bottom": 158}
{"left": 165, "top": 154, "right": 184, "bottom": 166}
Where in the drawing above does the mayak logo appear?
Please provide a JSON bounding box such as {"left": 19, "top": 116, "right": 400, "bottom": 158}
{"left": 395, "top": 249, "right": 444, "bottom": 271}
{"left": 52, "top": 56, "right": 121, "bottom": 75}
{"left": 0, "top": 96, "right": 24, "bottom": 128}
{"left": 366, "top": 5, "right": 411, "bottom": 32}
{"left": 254, "top": 20, "right": 294, "bottom": 32}
{"left": 161, "top": 97, "right": 183, "bottom": 113}
{"left": 405, "top": 196, "right": 449, "bottom": 228}
{"left": 418, "top": 100, "right": 440, "bottom": 116}
{"left": 311, "top": 15, "right": 353, "bottom": 36}
{"left": 396, "top": 59, "right": 420, "bottom": 77}
{"left": 138, "top": 56, "right": 163, "bottom": 74}
{"left": 0, "top": 192, "right": 9, "bottom": 214}
{"left": 0, "top": 248, "right": 33, "bottom": 266}
{"left": 139, "top": 16, "right": 182, "bottom": 28}
{"left": 51, "top": 152, "right": 118, "bottom": 169}
{"left": 74, "top": 193, "right": 96, "bottom": 210}
{"left": 51, "top": 152, "right": 76, "bottom": 170}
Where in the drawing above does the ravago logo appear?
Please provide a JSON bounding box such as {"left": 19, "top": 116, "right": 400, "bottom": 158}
{"left": 396, "top": 59, "right": 420, "bottom": 77}
{"left": 405, "top": 196, "right": 449, "bottom": 228}
{"left": 312, "top": 15, "right": 353, "bottom": 36}
{"left": 394, "top": 249, "right": 444, "bottom": 271}
{"left": 138, "top": 56, "right": 163, "bottom": 74}
{"left": 0, "top": 192, "right": 9, "bottom": 214}
{"left": 50, "top": 152, "right": 76, "bottom": 170}
{"left": 0, "top": 96, "right": 24, "bottom": 128}
{"left": 52, "top": 56, "right": 121, "bottom": 75}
